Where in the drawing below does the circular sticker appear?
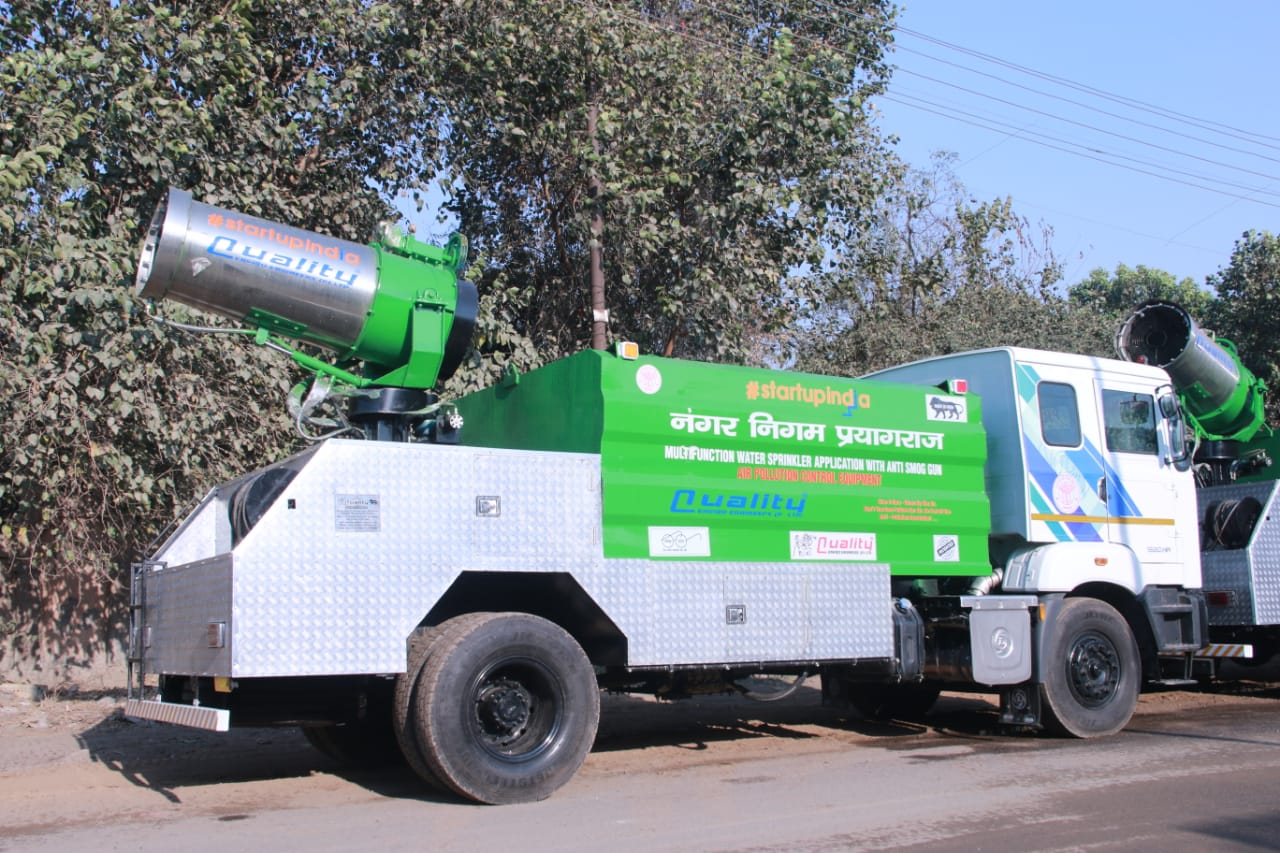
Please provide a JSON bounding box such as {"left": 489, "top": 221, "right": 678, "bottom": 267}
{"left": 635, "top": 364, "right": 662, "bottom": 395}
{"left": 1052, "top": 473, "right": 1082, "bottom": 514}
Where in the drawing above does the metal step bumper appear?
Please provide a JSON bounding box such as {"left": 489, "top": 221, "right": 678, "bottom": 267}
{"left": 124, "top": 698, "right": 230, "bottom": 731}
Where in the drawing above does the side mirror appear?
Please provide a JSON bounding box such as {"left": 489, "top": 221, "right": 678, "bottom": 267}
{"left": 1159, "top": 392, "right": 1194, "bottom": 471}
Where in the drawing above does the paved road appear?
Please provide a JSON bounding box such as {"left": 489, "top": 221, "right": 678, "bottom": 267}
{"left": 4, "top": 684, "right": 1280, "bottom": 851}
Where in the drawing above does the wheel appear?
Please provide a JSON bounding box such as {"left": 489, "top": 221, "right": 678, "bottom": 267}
{"left": 413, "top": 612, "right": 600, "bottom": 804}
{"left": 392, "top": 625, "right": 446, "bottom": 791}
{"left": 847, "top": 682, "right": 941, "bottom": 721}
{"left": 1040, "top": 597, "right": 1140, "bottom": 738}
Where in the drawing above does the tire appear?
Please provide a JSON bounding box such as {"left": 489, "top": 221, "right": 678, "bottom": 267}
{"left": 1040, "top": 597, "right": 1141, "bottom": 738}
{"left": 392, "top": 625, "right": 446, "bottom": 791}
{"left": 847, "top": 682, "right": 941, "bottom": 721}
{"left": 413, "top": 612, "right": 600, "bottom": 804}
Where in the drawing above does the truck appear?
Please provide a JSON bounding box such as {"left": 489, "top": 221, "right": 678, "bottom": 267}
{"left": 124, "top": 189, "right": 1280, "bottom": 803}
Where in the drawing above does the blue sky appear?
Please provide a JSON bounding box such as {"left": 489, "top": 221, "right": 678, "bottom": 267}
{"left": 875, "top": 1, "right": 1280, "bottom": 289}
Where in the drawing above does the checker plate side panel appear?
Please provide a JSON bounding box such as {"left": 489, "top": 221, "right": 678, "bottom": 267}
{"left": 146, "top": 439, "right": 894, "bottom": 677}
{"left": 1199, "top": 480, "right": 1280, "bottom": 626}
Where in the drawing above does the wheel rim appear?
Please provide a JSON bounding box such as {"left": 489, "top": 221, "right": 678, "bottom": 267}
{"left": 468, "top": 657, "right": 563, "bottom": 762}
{"left": 1066, "top": 631, "right": 1122, "bottom": 708}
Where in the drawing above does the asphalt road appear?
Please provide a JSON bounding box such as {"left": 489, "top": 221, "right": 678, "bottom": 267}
{"left": 3, "top": 683, "right": 1279, "bottom": 852}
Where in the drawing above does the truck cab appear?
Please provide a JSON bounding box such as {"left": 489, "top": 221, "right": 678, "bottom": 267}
{"left": 869, "top": 347, "right": 1208, "bottom": 718}
{"left": 870, "top": 347, "right": 1200, "bottom": 593}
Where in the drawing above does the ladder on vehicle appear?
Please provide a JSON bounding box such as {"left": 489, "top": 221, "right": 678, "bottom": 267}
{"left": 126, "top": 561, "right": 163, "bottom": 702}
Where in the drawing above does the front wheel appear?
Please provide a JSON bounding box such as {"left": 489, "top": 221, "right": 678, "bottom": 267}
{"left": 413, "top": 612, "right": 600, "bottom": 804}
{"left": 1040, "top": 597, "right": 1140, "bottom": 738}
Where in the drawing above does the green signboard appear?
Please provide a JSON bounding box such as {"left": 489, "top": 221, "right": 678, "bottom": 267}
{"left": 458, "top": 350, "right": 991, "bottom": 577}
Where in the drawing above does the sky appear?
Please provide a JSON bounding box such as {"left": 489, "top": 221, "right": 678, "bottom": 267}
{"left": 874, "top": 1, "right": 1280, "bottom": 288}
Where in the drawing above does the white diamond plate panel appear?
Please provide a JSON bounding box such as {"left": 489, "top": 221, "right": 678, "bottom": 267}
{"left": 146, "top": 438, "right": 896, "bottom": 679}
{"left": 230, "top": 440, "right": 604, "bottom": 676}
{"left": 592, "top": 560, "right": 893, "bottom": 666}
{"left": 142, "top": 555, "right": 233, "bottom": 676}
{"left": 152, "top": 489, "right": 230, "bottom": 568}
{"left": 1198, "top": 480, "right": 1280, "bottom": 626}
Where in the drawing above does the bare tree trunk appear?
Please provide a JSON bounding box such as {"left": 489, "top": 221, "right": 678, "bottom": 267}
{"left": 588, "top": 98, "right": 607, "bottom": 350}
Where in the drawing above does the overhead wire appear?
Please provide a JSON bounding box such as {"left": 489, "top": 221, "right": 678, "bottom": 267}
{"left": 812, "top": 0, "right": 1280, "bottom": 147}
{"left": 884, "top": 92, "right": 1280, "bottom": 207}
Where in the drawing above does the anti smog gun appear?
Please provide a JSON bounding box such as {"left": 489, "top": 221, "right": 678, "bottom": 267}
{"left": 126, "top": 189, "right": 1280, "bottom": 804}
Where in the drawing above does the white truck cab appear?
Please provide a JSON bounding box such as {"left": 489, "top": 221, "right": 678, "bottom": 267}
{"left": 870, "top": 347, "right": 1200, "bottom": 596}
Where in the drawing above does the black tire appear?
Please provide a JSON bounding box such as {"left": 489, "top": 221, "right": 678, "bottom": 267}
{"left": 847, "top": 682, "right": 941, "bottom": 721}
{"left": 392, "top": 626, "right": 446, "bottom": 791}
{"left": 1040, "top": 597, "right": 1140, "bottom": 738}
{"left": 413, "top": 612, "right": 600, "bottom": 804}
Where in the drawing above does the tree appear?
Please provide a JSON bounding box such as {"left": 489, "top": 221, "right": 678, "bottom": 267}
{"left": 425, "top": 0, "right": 897, "bottom": 389}
{"left": 1064, "top": 263, "right": 1211, "bottom": 357}
{"left": 1206, "top": 230, "right": 1280, "bottom": 424}
{"left": 0, "top": 0, "right": 450, "bottom": 676}
{"left": 790, "top": 153, "right": 1067, "bottom": 377}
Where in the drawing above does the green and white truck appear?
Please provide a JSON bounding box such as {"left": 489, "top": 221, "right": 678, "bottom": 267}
{"left": 125, "top": 190, "right": 1280, "bottom": 803}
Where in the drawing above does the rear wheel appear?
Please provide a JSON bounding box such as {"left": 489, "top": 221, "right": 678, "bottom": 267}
{"left": 1040, "top": 597, "right": 1140, "bottom": 737}
{"left": 413, "top": 612, "right": 600, "bottom": 804}
{"left": 392, "top": 626, "right": 446, "bottom": 791}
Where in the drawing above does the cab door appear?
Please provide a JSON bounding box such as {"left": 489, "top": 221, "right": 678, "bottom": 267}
{"left": 1094, "top": 379, "right": 1186, "bottom": 566}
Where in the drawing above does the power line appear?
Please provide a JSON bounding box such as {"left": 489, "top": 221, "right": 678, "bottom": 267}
{"left": 889, "top": 70, "right": 1280, "bottom": 188}
{"left": 811, "top": 0, "right": 1280, "bottom": 147}
{"left": 890, "top": 18, "right": 1280, "bottom": 146}
{"left": 888, "top": 40, "right": 1280, "bottom": 163}
{"left": 885, "top": 92, "right": 1280, "bottom": 207}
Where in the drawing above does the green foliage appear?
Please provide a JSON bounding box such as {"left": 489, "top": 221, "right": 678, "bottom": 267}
{"left": 1206, "top": 230, "right": 1280, "bottom": 424}
{"left": 0, "top": 0, "right": 451, "bottom": 668}
{"left": 1065, "top": 263, "right": 1211, "bottom": 355}
{"left": 429, "top": 0, "right": 897, "bottom": 388}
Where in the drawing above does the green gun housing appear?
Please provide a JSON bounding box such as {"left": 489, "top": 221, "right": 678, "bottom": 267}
{"left": 135, "top": 187, "right": 477, "bottom": 393}
{"left": 1118, "top": 299, "right": 1276, "bottom": 483}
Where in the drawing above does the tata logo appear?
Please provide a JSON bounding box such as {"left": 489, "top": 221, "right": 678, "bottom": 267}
{"left": 670, "top": 489, "right": 807, "bottom": 518}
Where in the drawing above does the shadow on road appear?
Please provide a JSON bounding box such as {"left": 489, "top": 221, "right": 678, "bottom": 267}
{"left": 75, "top": 714, "right": 341, "bottom": 803}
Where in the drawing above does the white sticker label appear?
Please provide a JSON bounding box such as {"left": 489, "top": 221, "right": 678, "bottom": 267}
{"left": 335, "top": 494, "right": 380, "bottom": 532}
{"left": 926, "top": 394, "right": 967, "bottom": 422}
{"left": 648, "top": 526, "right": 710, "bottom": 557}
{"left": 791, "top": 531, "right": 877, "bottom": 561}
{"left": 934, "top": 534, "right": 960, "bottom": 562}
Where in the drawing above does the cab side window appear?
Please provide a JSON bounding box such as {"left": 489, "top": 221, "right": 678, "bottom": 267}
{"left": 1038, "top": 382, "right": 1081, "bottom": 447}
{"left": 1102, "top": 389, "right": 1158, "bottom": 455}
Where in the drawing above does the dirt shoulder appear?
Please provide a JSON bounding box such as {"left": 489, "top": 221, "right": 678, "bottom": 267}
{"left": 2, "top": 678, "right": 1278, "bottom": 846}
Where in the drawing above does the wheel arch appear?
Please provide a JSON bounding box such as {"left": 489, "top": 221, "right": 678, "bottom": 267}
{"left": 418, "top": 571, "right": 627, "bottom": 666}
{"left": 1036, "top": 583, "right": 1158, "bottom": 685}
{"left": 1068, "top": 581, "right": 1162, "bottom": 683}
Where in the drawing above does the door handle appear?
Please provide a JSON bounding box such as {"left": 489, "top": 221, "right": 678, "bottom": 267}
{"left": 1097, "top": 477, "right": 1108, "bottom": 503}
